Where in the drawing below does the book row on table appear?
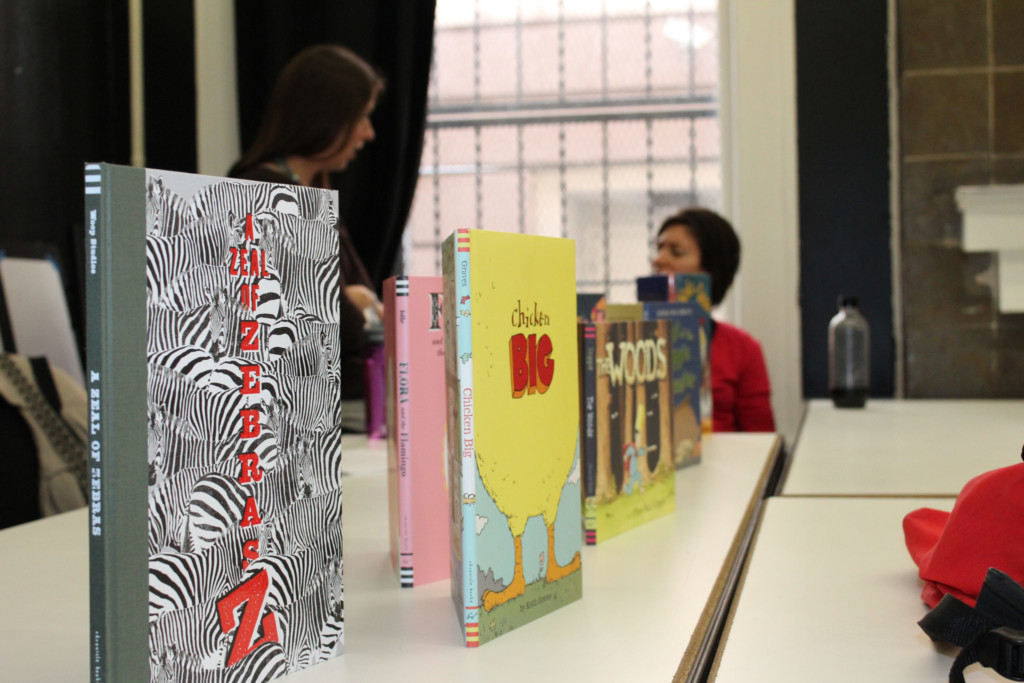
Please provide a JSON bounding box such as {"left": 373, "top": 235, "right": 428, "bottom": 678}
{"left": 85, "top": 166, "right": 717, "bottom": 681}
{"left": 386, "top": 228, "right": 713, "bottom": 647}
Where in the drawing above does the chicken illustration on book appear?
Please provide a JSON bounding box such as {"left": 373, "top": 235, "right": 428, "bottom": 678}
{"left": 474, "top": 437, "right": 582, "bottom": 612}
{"left": 443, "top": 228, "right": 582, "bottom": 647}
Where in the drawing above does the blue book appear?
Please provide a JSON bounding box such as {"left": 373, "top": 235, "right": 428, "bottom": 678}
{"left": 642, "top": 301, "right": 704, "bottom": 467}
{"left": 636, "top": 274, "right": 674, "bottom": 302}
{"left": 670, "top": 274, "right": 713, "bottom": 436}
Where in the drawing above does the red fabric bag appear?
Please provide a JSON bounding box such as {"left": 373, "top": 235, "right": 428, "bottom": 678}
{"left": 903, "top": 459, "right": 1024, "bottom": 609}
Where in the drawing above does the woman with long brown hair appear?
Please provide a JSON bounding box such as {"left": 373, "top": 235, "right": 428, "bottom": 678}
{"left": 230, "top": 44, "right": 385, "bottom": 399}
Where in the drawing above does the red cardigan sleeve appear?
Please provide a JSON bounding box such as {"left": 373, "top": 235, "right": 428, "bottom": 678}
{"left": 710, "top": 322, "right": 776, "bottom": 432}
{"left": 733, "top": 335, "right": 775, "bottom": 432}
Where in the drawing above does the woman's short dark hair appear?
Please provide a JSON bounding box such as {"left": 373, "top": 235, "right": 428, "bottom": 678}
{"left": 658, "top": 207, "right": 740, "bottom": 306}
{"left": 229, "top": 44, "right": 384, "bottom": 183}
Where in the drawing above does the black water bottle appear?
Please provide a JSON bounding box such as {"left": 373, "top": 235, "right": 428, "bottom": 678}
{"left": 828, "top": 296, "right": 869, "bottom": 408}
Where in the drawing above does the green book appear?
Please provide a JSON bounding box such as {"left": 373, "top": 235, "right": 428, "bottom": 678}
{"left": 581, "top": 318, "right": 676, "bottom": 544}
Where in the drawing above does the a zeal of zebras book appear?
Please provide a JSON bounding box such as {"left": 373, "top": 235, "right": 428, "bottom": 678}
{"left": 84, "top": 163, "right": 344, "bottom": 682}
{"left": 383, "top": 275, "right": 450, "bottom": 587}
{"left": 442, "top": 229, "right": 582, "bottom": 647}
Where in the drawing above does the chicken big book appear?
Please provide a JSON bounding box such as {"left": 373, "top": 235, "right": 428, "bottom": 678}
{"left": 442, "top": 229, "right": 583, "bottom": 647}
{"left": 84, "top": 164, "right": 344, "bottom": 682}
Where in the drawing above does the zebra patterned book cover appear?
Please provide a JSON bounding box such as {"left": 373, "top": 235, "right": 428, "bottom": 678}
{"left": 85, "top": 163, "right": 344, "bottom": 682}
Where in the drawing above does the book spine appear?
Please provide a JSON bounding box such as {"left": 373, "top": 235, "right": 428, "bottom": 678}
{"left": 581, "top": 323, "right": 598, "bottom": 545}
{"left": 442, "top": 239, "right": 462, "bottom": 629}
{"left": 384, "top": 278, "right": 398, "bottom": 577}
{"left": 83, "top": 163, "right": 107, "bottom": 683}
{"left": 453, "top": 229, "right": 480, "bottom": 647}
{"left": 395, "top": 276, "right": 414, "bottom": 587}
{"left": 674, "top": 276, "right": 714, "bottom": 435}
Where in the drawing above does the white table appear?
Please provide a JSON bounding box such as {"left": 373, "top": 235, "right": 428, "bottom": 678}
{"left": 783, "top": 399, "right": 1024, "bottom": 496}
{"left": 710, "top": 496, "right": 1004, "bottom": 682}
{"left": 0, "top": 432, "right": 781, "bottom": 682}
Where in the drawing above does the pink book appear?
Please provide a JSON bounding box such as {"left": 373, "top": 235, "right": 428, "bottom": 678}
{"left": 384, "top": 275, "right": 450, "bottom": 586}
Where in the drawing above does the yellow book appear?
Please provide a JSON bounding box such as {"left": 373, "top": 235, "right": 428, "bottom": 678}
{"left": 442, "top": 228, "right": 582, "bottom": 647}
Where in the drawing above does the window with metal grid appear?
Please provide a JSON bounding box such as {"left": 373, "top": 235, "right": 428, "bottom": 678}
{"left": 403, "top": 0, "right": 720, "bottom": 303}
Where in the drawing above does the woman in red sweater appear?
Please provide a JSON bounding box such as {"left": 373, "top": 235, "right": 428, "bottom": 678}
{"left": 652, "top": 208, "right": 775, "bottom": 432}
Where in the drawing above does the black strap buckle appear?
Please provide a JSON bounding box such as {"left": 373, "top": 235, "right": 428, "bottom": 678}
{"left": 977, "top": 627, "right": 1024, "bottom": 681}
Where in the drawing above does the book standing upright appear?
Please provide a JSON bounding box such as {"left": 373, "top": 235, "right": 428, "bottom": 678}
{"left": 85, "top": 164, "right": 344, "bottom": 682}
{"left": 638, "top": 273, "right": 713, "bottom": 436}
{"left": 642, "top": 301, "right": 704, "bottom": 467}
{"left": 384, "top": 275, "right": 450, "bottom": 587}
{"left": 672, "top": 274, "right": 713, "bottom": 435}
{"left": 580, "top": 318, "right": 675, "bottom": 544}
{"left": 442, "top": 228, "right": 582, "bottom": 647}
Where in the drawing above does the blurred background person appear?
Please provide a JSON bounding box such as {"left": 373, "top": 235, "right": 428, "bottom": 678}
{"left": 229, "top": 44, "right": 384, "bottom": 401}
{"left": 653, "top": 207, "right": 775, "bottom": 432}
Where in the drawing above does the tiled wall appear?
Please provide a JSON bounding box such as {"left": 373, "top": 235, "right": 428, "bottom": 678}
{"left": 898, "top": 0, "right": 1024, "bottom": 396}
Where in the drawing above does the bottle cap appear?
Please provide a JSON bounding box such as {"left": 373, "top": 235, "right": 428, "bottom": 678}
{"left": 838, "top": 295, "right": 859, "bottom": 308}
{"left": 363, "top": 305, "right": 384, "bottom": 344}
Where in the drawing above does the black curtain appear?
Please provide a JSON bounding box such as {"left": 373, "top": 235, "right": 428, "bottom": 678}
{"left": 143, "top": 0, "right": 196, "bottom": 173}
{"left": 234, "top": 1, "right": 436, "bottom": 290}
{"left": 795, "top": 0, "right": 894, "bottom": 398}
{"left": 0, "top": 0, "right": 131, "bottom": 362}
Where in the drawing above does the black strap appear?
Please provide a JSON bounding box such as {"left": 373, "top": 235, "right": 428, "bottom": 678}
{"left": 920, "top": 594, "right": 994, "bottom": 648}
{"left": 29, "top": 355, "right": 61, "bottom": 412}
{"left": 0, "top": 390, "right": 43, "bottom": 527}
{"left": 0, "top": 353, "right": 86, "bottom": 494}
{"left": 919, "top": 568, "right": 1024, "bottom": 682}
{"left": 0, "top": 272, "right": 14, "bottom": 352}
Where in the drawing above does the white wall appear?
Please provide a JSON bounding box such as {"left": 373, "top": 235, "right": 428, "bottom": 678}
{"left": 133, "top": 3, "right": 240, "bottom": 173}
{"left": 720, "top": 0, "right": 803, "bottom": 444}
{"left": 194, "top": 2, "right": 240, "bottom": 176}
{"left": 129, "top": 0, "right": 145, "bottom": 166}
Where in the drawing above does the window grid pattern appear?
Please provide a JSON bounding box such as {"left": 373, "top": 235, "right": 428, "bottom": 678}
{"left": 404, "top": 0, "right": 720, "bottom": 303}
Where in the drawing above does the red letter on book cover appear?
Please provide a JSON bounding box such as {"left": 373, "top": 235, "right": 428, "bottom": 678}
{"left": 244, "top": 214, "right": 255, "bottom": 241}
{"left": 249, "top": 249, "right": 261, "bottom": 277}
{"left": 240, "top": 321, "right": 260, "bottom": 351}
{"left": 238, "top": 452, "right": 263, "bottom": 484}
{"left": 241, "top": 283, "right": 260, "bottom": 311}
{"left": 527, "top": 334, "right": 538, "bottom": 391}
{"left": 240, "top": 365, "right": 260, "bottom": 395}
{"left": 240, "top": 409, "right": 261, "bottom": 439}
{"left": 535, "top": 333, "right": 554, "bottom": 394}
{"left": 217, "top": 569, "right": 278, "bottom": 667}
{"left": 240, "top": 496, "right": 263, "bottom": 528}
{"left": 241, "top": 539, "right": 260, "bottom": 570}
{"left": 510, "top": 334, "right": 528, "bottom": 398}
{"left": 509, "top": 333, "right": 554, "bottom": 397}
